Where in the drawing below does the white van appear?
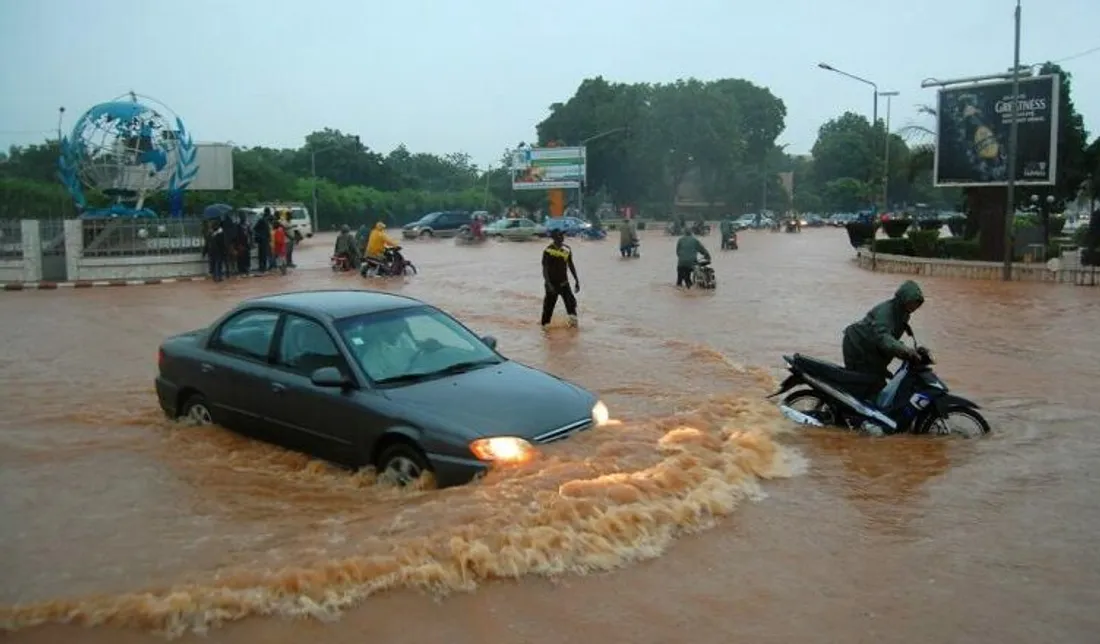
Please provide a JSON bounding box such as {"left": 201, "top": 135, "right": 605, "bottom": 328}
{"left": 255, "top": 203, "right": 313, "bottom": 239}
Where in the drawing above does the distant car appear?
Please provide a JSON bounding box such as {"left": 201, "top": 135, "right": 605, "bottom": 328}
{"left": 155, "top": 290, "right": 611, "bottom": 488}
{"left": 803, "top": 214, "right": 826, "bottom": 227}
{"left": 402, "top": 211, "right": 472, "bottom": 239}
{"left": 544, "top": 216, "right": 592, "bottom": 236}
{"left": 485, "top": 217, "right": 546, "bottom": 241}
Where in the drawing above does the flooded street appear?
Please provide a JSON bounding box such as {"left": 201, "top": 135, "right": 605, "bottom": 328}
{"left": 2, "top": 228, "right": 1099, "bottom": 643}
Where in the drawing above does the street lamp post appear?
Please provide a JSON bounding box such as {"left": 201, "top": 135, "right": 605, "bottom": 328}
{"left": 880, "top": 91, "right": 899, "bottom": 211}
{"left": 818, "top": 63, "right": 882, "bottom": 208}
{"left": 1003, "top": 0, "right": 1023, "bottom": 280}
{"left": 309, "top": 145, "right": 341, "bottom": 232}
{"left": 577, "top": 127, "right": 629, "bottom": 216}
{"left": 1031, "top": 193, "right": 1056, "bottom": 248}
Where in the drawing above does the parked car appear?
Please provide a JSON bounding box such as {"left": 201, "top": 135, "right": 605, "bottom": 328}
{"left": 828, "top": 213, "right": 856, "bottom": 227}
{"left": 485, "top": 217, "right": 546, "bottom": 241}
{"left": 155, "top": 290, "right": 611, "bottom": 488}
{"left": 544, "top": 216, "right": 592, "bottom": 237}
{"left": 402, "top": 211, "right": 472, "bottom": 239}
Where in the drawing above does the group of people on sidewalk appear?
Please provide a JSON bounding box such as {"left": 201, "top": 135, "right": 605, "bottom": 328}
{"left": 202, "top": 207, "right": 301, "bottom": 282}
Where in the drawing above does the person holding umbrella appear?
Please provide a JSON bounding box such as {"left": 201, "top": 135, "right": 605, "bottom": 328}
{"left": 202, "top": 204, "right": 234, "bottom": 280}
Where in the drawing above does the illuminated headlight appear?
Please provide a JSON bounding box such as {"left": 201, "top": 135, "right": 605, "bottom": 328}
{"left": 591, "top": 400, "right": 610, "bottom": 426}
{"left": 469, "top": 436, "right": 535, "bottom": 463}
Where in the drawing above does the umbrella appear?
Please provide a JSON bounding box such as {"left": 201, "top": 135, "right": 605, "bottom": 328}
{"left": 203, "top": 203, "right": 233, "bottom": 219}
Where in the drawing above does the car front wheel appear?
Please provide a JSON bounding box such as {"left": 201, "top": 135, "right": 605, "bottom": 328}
{"left": 376, "top": 441, "right": 431, "bottom": 486}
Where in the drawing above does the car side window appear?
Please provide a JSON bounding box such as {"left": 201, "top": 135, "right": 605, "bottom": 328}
{"left": 275, "top": 315, "right": 348, "bottom": 377}
{"left": 211, "top": 310, "right": 279, "bottom": 361}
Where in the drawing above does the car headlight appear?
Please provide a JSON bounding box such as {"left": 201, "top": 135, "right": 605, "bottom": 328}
{"left": 592, "top": 400, "right": 610, "bottom": 426}
{"left": 469, "top": 436, "right": 536, "bottom": 463}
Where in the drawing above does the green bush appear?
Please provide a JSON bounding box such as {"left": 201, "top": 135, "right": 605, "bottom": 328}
{"left": 872, "top": 238, "right": 912, "bottom": 255}
{"left": 908, "top": 229, "right": 941, "bottom": 258}
{"left": 882, "top": 218, "right": 911, "bottom": 239}
{"left": 940, "top": 238, "right": 981, "bottom": 261}
{"left": 1048, "top": 216, "right": 1066, "bottom": 236}
{"left": 845, "top": 221, "right": 877, "bottom": 248}
{"left": 1014, "top": 214, "right": 1040, "bottom": 230}
{"left": 947, "top": 215, "right": 967, "bottom": 237}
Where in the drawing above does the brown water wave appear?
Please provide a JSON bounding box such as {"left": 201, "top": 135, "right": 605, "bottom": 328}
{"left": 2, "top": 396, "right": 802, "bottom": 637}
{"left": 2, "top": 230, "right": 1099, "bottom": 643}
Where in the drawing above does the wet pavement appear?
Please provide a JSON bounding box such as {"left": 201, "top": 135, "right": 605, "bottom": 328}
{"left": 1, "top": 227, "right": 1099, "bottom": 643}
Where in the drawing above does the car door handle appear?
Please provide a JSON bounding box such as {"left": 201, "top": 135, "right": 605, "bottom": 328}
{"left": 270, "top": 382, "right": 287, "bottom": 393}
{"left": 200, "top": 363, "right": 214, "bottom": 373}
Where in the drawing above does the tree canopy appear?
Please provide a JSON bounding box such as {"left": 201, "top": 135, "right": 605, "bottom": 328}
{"left": 1, "top": 65, "right": 1095, "bottom": 228}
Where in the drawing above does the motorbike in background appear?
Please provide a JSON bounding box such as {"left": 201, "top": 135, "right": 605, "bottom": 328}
{"left": 721, "top": 232, "right": 738, "bottom": 250}
{"left": 361, "top": 246, "right": 417, "bottom": 277}
{"left": 768, "top": 337, "right": 990, "bottom": 437}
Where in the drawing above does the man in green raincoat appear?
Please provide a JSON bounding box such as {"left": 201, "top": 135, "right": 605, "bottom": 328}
{"left": 675, "top": 228, "right": 710, "bottom": 288}
{"left": 842, "top": 280, "right": 925, "bottom": 388}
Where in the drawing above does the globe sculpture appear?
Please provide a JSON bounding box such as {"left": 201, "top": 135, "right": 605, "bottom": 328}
{"left": 58, "top": 93, "right": 198, "bottom": 217}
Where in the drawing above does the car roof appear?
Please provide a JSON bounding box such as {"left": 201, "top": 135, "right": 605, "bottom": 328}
{"left": 243, "top": 289, "right": 423, "bottom": 320}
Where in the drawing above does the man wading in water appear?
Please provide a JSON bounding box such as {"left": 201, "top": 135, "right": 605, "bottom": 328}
{"left": 541, "top": 229, "right": 580, "bottom": 327}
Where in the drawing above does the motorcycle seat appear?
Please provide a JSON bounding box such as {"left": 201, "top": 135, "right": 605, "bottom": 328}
{"left": 790, "top": 353, "right": 882, "bottom": 387}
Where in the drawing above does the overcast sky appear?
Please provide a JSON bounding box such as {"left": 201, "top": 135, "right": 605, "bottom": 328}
{"left": 1, "top": 0, "right": 1097, "bottom": 169}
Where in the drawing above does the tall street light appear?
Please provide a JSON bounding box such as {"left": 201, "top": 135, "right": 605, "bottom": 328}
{"left": 309, "top": 143, "right": 345, "bottom": 231}
{"left": 577, "top": 127, "right": 629, "bottom": 215}
{"left": 818, "top": 63, "right": 883, "bottom": 209}
{"left": 880, "top": 91, "right": 899, "bottom": 211}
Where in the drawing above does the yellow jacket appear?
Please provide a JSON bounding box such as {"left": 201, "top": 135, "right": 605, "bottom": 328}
{"left": 366, "top": 224, "right": 397, "bottom": 257}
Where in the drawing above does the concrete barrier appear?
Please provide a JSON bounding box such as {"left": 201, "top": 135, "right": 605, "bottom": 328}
{"left": 856, "top": 250, "right": 1098, "bottom": 285}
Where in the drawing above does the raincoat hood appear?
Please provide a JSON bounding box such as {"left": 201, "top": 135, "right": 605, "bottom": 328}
{"left": 893, "top": 280, "right": 924, "bottom": 306}
{"left": 375, "top": 222, "right": 386, "bottom": 230}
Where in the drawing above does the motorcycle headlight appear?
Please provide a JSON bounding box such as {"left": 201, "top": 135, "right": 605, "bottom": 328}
{"left": 469, "top": 436, "right": 536, "bottom": 463}
{"left": 592, "top": 400, "right": 611, "bottom": 426}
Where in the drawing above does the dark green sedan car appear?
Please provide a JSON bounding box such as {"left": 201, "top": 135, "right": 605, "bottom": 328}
{"left": 155, "top": 290, "right": 611, "bottom": 487}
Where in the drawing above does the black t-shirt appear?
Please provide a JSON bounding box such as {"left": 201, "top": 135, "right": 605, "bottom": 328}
{"left": 542, "top": 243, "right": 573, "bottom": 284}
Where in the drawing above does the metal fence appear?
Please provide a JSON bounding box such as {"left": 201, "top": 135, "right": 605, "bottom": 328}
{"left": 82, "top": 217, "right": 206, "bottom": 258}
{"left": 0, "top": 219, "right": 23, "bottom": 259}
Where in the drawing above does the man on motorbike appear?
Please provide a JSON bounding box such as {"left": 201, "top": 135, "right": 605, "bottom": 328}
{"left": 333, "top": 224, "right": 360, "bottom": 269}
{"left": 842, "top": 280, "right": 925, "bottom": 392}
{"left": 675, "top": 228, "right": 710, "bottom": 288}
{"left": 619, "top": 219, "right": 639, "bottom": 257}
{"left": 366, "top": 221, "right": 398, "bottom": 263}
{"left": 719, "top": 217, "right": 733, "bottom": 249}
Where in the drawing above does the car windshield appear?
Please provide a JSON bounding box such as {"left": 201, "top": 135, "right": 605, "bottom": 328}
{"left": 290, "top": 208, "right": 307, "bottom": 221}
{"left": 335, "top": 305, "right": 502, "bottom": 386}
{"left": 415, "top": 213, "right": 440, "bottom": 225}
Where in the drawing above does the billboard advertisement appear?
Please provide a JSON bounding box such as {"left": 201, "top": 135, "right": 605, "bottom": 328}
{"left": 511, "top": 146, "right": 586, "bottom": 190}
{"left": 934, "top": 74, "right": 1060, "bottom": 187}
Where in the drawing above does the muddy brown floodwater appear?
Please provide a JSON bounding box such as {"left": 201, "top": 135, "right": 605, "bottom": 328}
{"left": 2, "top": 228, "right": 1099, "bottom": 643}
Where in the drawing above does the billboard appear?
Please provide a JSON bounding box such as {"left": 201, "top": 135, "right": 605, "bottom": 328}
{"left": 511, "top": 146, "right": 586, "bottom": 190}
{"left": 934, "top": 74, "right": 1060, "bottom": 187}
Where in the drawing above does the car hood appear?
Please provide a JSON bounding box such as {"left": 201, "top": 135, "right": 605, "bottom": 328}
{"left": 382, "top": 360, "right": 596, "bottom": 440}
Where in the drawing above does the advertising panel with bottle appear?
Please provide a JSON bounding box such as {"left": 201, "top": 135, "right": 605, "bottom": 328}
{"left": 933, "top": 74, "right": 1060, "bottom": 187}
{"left": 510, "top": 146, "right": 586, "bottom": 190}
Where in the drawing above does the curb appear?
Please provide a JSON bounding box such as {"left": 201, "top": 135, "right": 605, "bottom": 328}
{"left": 2, "top": 276, "right": 209, "bottom": 291}
{"left": 1, "top": 272, "right": 281, "bottom": 291}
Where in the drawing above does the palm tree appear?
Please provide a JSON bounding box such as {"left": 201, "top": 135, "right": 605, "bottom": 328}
{"left": 897, "top": 105, "right": 937, "bottom": 183}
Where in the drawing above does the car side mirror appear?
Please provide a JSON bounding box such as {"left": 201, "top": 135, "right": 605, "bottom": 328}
{"left": 481, "top": 335, "right": 498, "bottom": 350}
{"left": 310, "top": 366, "right": 353, "bottom": 389}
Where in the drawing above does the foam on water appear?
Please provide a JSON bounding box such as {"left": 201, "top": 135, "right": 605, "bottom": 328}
{"left": 0, "top": 395, "right": 804, "bottom": 638}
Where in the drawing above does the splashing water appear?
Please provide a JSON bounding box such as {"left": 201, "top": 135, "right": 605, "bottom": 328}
{"left": 1, "top": 396, "right": 803, "bottom": 637}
